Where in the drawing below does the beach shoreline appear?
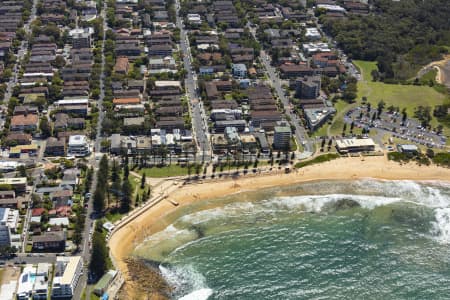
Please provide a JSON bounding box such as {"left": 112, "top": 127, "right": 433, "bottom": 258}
{"left": 108, "top": 156, "right": 450, "bottom": 298}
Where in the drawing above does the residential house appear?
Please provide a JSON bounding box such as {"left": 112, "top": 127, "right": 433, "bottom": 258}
{"left": 45, "top": 138, "right": 66, "bottom": 157}
{"left": 10, "top": 114, "right": 39, "bottom": 131}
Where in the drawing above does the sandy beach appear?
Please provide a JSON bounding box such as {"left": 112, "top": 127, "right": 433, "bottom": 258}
{"left": 108, "top": 155, "right": 450, "bottom": 298}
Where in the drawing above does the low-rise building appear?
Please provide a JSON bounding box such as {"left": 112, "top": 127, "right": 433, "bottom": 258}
{"left": 9, "top": 144, "right": 38, "bottom": 158}
{"left": 16, "top": 265, "right": 36, "bottom": 300}
{"left": 304, "top": 107, "right": 336, "bottom": 131}
{"left": 67, "top": 135, "right": 90, "bottom": 157}
{"left": 34, "top": 263, "right": 51, "bottom": 299}
{"left": 93, "top": 270, "right": 118, "bottom": 296}
{"left": 45, "top": 138, "right": 66, "bottom": 157}
{"left": 115, "top": 56, "right": 129, "bottom": 74}
{"left": 0, "top": 177, "right": 27, "bottom": 193}
{"left": 397, "top": 144, "right": 419, "bottom": 154}
{"left": 187, "top": 13, "right": 202, "bottom": 25}
{"left": 336, "top": 138, "right": 376, "bottom": 153}
{"left": 232, "top": 63, "right": 247, "bottom": 78}
{"left": 32, "top": 231, "right": 66, "bottom": 252}
{"left": 0, "top": 191, "right": 21, "bottom": 209}
{"left": 305, "top": 27, "right": 321, "bottom": 40}
{"left": 10, "top": 114, "right": 39, "bottom": 131}
{"left": 215, "top": 120, "right": 246, "bottom": 133}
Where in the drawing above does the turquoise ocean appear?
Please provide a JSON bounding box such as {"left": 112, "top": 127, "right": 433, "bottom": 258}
{"left": 133, "top": 180, "right": 450, "bottom": 300}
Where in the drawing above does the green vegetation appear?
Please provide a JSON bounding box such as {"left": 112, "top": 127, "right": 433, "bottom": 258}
{"left": 139, "top": 165, "right": 190, "bottom": 178}
{"left": 105, "top": 211, "right": 123, "bottom": 223}
{"left": 321, "top": 0, "right": 450, "bottom": 80}
{"left": 313, "top": 100, "right": 359, "bottom": 137}
{"left": 93, "top": 155, "right": 109, "bottom": 212}
{"left": 432, "top": 153, "right": 450, "bottom": 167}
{"left": 419, "top": 69, "right": 438, "bottom": 85}
{"left": 89, "top": 221, "right": 109, "bottom": 281}
{"left": 354, "top": 60, "right": 447, "bottom": 117}
{"left": 295, "top": 154, "right": 340, "bottom": 168}
{"left": 387, "top": 152, "right": 431, "bottom": 166}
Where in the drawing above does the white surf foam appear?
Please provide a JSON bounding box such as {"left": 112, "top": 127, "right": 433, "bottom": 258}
{"left": 159, "top": 264, "right": 213, "bottom": 300}
{"left": 178, "top": 288, "right": 213, "bottom": 300}
{"left": 176, "top": 180, "right": 450, "bottom": 244}
{"left": 178, "top": 194, "right": 403, "bottom": 226}
{"left": 432, "top": 208, "right": 450, "bottom": 243}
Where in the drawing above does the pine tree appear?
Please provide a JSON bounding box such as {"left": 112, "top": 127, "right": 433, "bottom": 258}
{"left": 111, "top": 160, "right": 118, "bottom": 183}
{"left": 89, "top": 231, "right": 108, "bottom": 279}
{"left": 123, "top": 163, "right": 129, "bottom": 179}
{"left": 141, "top": 173, "right": 146, "bottom": 189}
{"left": 135, "top": 193, "right": 140, "bottom": 206}
{"left": 121, "top": 179, "right": 132, "bottom": 212}
{"left": 93, "top": 188, "right": 105, "bottom": 212}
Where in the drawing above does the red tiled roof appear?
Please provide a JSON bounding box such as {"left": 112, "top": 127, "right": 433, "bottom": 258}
{"left": 32, "top": 208, "right": 45, "bottom": 216}
{"left": 113, "top": 98, "right": 141, "bottom": 105}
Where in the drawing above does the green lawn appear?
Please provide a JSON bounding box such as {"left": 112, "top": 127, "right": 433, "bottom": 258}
{"left": 353, "top": 60, "right": 447, "bottom": 116}
{"left": 313, "top": 100, "right": 360, "bottom": 137}
{"left": 295, "top": 153, "right": 341, "bottom": 168}
{"left": 105, "top": 211, "right": 123, "bottom": 223}
{"left": 139, "top": 165, "right": 190, "bottom": 178}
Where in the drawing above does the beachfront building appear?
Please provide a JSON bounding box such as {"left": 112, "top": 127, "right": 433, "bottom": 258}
{"left": 67, "top": 135, "right": 90, "bottom": 157}
{"left": 16, "top": 263, "right": 51, "bottom": 300}
{"left": 93, "top": 270, "right": 118, "bottom": 296}
{"left": 34, "top": 263, "right": 51, "bottom": 300}
{"left": 52, "top": 256, "right": 83, "bottom": 299}
{"left": 397, "top": 144, "right": 419, "bottom": 155}
{"left": 17, "top": 265, "right": 36, "bottom": 300}
{"left": 273, "top": 123, "right": 292, "bottom": 150}
{"left": 335, "top": 138, "right": 376, "bottom": 153}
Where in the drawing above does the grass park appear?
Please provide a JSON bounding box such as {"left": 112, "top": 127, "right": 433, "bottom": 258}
{"left": 353, "top": 60, "right": 448, "bottom": 116}
{"left": 139, "top": 164, "right": 190, "bottom": 178}
{"left": 313, "top": 61, "right": 450, "bottom": 138}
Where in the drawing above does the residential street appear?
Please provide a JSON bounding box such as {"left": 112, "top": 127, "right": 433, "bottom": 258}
{"left": 175, "top": 0, "right": 211, "bottom": 160}
{"left": 247, "top": 24, "right": 314, "bottom": 156}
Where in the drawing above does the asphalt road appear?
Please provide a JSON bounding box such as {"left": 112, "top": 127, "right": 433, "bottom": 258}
{"left": 175, "top": 0, "right": 211, "bottom": 159}
{"left": 72, "top": 3, "right": 108, "bottom": 299}
{"left": 12, "top": 0, "right": 39, "bottom": 255}
{"left": 247, "top": 24, "right": 313, "bottom": 155}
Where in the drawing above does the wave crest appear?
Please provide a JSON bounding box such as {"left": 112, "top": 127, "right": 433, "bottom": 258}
{"left": 159, "top": 264, "right": 213, "bottom": 300}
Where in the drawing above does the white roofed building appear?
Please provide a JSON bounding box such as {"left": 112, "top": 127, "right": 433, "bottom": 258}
{"left": 336, "top": 138, "right": 376, "bottom": 153}
{"left": 52, "top": 256, "right": 83, "bottom": 299}
{"left": 67, "top": 135, "right": 90, "bottom": 157}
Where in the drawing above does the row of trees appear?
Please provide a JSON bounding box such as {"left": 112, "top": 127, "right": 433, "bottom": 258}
{"left": 93, "top": 154, "right": 153, "bottom": 214}
{"left": 89, "top": 221, "right": 108, "bottom": 280}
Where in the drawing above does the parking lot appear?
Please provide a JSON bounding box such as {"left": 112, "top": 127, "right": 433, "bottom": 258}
{"left": 344, "top": 105, "right": 447, "bottom": 149}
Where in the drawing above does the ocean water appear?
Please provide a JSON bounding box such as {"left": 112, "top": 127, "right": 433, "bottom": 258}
{"left": 134, "top": 180, "right": 450, "bottom": 300}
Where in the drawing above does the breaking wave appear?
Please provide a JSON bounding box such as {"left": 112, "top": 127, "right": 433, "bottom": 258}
{"left": 138, "top": 180, "right": 450, "bottom": 299}
{"left": 159, "top": 264, "right": 213, "bottom": 300}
